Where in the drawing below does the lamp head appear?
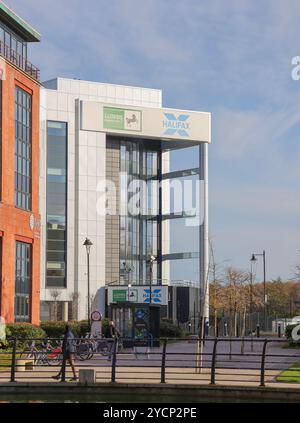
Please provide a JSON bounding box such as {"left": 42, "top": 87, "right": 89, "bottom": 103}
{"left": 251, "top": 254, "right": 257, "bottom": 262}
{"left": 83, "top": 238, "right": 93, "bottom": 254}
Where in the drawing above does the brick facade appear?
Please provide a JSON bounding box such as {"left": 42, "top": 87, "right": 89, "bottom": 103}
{"left": 0, "top": 60, "right": 40, "bottom": 324}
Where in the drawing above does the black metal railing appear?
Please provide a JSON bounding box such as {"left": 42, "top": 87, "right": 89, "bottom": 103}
{"left": 1, "top": 336, "right": 300, "bottom": 387}
{"left": 0, "top": 40, "right": 40, "bottom": 81}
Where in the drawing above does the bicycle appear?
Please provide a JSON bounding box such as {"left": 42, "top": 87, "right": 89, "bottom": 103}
{"left": 21, "top": 339, "right": 63, "bottom": 366}
{"left": 77, "top": 334, "right": 112, "bottom": 361}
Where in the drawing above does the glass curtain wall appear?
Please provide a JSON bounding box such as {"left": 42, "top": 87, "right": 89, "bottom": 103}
{"left": 118, "top": 138, "right": 160, "bottom": 286}
{"left": 46, "top": 121, "right": 67, "bottom": 288}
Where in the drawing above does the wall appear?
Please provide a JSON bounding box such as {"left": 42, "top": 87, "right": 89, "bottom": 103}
{"left": 0, "top": 60, "right": 40, "bottom": 324}
{"left": 40, "top": 78, "right": 162, "bottom": 320}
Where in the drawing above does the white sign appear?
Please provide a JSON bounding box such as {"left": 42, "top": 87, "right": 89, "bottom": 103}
{"left": 80, "top": 101, "right": 211, "bottom": 144}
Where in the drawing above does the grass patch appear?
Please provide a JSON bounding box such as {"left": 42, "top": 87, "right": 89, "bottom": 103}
{"left": 277, "top": 362, "right": 300, "bottom": 383}
{"left": 0, "top": 350, "right": 22, "bottom": 372}
{"left": 0, "top": 351, "right": 13, "bottom": 372}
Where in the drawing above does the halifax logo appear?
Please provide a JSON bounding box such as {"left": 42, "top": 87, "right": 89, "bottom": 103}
{"left": 143, "top": 289, "right": 162, "bottom": 304}
{"left": 163, "top": 113, "right": 190, "bottom": 138}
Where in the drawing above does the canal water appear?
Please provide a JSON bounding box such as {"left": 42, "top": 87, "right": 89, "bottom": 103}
{"left": 0, "top": 394, "right": 292, "bottom": 403}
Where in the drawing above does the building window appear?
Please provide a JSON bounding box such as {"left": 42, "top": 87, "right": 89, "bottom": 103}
{"left": 0, "top": 21, "right": 27, "bottom": 62}
{"left": 46, "top": 121, "right": 67, "bottom": 288}
{"left": 14, "top": 86, "right": 32, "bottom": 210}
{"left": 15, "top": 242, "right": 31, "bottom": 322}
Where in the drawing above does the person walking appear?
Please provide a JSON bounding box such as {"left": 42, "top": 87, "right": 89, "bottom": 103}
{"left": 52, "top": 324, "right": 78, "bottom": 382}
{"left": 105, "top": 320, "right": 120, "bottom": 361}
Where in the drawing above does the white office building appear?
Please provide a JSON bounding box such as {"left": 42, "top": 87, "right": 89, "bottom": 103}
{"left": 39, "top": 78, "right": 210, "bottom": 323}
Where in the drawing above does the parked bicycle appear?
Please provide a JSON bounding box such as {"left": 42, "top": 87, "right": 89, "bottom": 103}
{"left": 77, "top": 334, "right": 123, "bottom": 361}
{"left": 21, "top": 339, "right": 63, "bottom": 366}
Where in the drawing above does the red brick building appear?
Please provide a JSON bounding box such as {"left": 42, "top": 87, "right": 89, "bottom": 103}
{"left": 0, "top": 3, "right": 41, "bottom": 323}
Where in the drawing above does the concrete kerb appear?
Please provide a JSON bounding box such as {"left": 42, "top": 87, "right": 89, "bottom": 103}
{"left": 1, "top": 383, "right": 300, "bottom": 402}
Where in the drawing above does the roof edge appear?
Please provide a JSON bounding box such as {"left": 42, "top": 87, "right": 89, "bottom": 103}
{"left": 0, "top": 1, "right": 41, "bottom": 42}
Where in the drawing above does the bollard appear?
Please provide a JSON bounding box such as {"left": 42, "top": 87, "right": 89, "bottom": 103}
{"left": 278, "top": 324, "right": 281, "bottom": 338}
{"left": 79, "top": 369, "right": 95, "bottom": 384}
{"left": 256, "top": 324, "right": 260, "bottom": 338}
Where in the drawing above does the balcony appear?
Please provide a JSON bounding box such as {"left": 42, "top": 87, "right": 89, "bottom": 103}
{"left": 0, "top": 39, "right": 40, "bottom": 81}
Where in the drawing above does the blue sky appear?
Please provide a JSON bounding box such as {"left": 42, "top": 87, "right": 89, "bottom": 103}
{"left": 7, "top": 0, "right": 300, "bottom": 280}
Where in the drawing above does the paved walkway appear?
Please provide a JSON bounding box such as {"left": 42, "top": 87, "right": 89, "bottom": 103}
{"left": 1, "top": 339, "right": 299, "bottom": 389}
{"left": 0, "top": 365, "right": 297, "bottom": 389}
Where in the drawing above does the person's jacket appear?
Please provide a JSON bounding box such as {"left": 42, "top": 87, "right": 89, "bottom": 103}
{"left": 62, "top": 330, "right": 76, "bottom": 354}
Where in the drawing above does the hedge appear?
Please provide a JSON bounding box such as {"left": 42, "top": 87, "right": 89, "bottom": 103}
{"left": 5, "top": 323, "right": 46, "bottom": 345}
{"left": 3, "top": 318, "right": 181, "bottom": 343}
{"left": 160, "top": 319, "right": 184, "bottom": 338}
{"left": 41, "top": 319, "right": 110, "bottom": 338}
{"left": 41, "top": 321, "right": 89, "bottom": 338}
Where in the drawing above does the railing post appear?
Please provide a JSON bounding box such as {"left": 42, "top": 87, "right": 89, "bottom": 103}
{"left": 210, "top": 338, "right": 218, "bottom": 385}
{"left": 61, "top": 354, "right": 66, "bottom": 382}
{"left": 260, "top": 339, "right": 268, "bottom": 387}
{"left": 161, "top": 339, "right": 168, "bottom": 384}
{"left": 111, "top": 338, "right": 118, "bottom": 383}
{"left": 241, "top": 337, "right": 245, "bottom": 355}
{"left": 10, "top": 337, "right": 17, "bottom": 383}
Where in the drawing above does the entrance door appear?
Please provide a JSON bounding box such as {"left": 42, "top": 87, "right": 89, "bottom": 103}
{"left": 112, "top": 306, "right": 133, "bottom": 338}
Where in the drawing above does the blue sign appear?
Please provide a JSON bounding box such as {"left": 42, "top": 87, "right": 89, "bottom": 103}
{"left": 163, "top": 113, "right": 190, "bottom": 138}
{"left": 143, "top": 288, "right": 162, "bottom": 304}
{"left": 136, "top": 309, "right": 146, "bottom": 320}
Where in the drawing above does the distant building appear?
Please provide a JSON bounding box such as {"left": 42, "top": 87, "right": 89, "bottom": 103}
{"left": 39, "top": 78, "right": 211, "bottom": 324}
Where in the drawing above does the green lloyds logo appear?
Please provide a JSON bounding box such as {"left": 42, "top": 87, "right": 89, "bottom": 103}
{"left": 103, "top": 107, "right": 142, "bottom": 132}
{"left": 112, "top": 290, "right": 127, "bottom": 302}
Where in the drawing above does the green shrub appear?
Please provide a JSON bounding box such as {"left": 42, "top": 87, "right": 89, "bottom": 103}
{"left": 41, "top": 321, "right": 87, "bottom": 338}
{"left": 160, "top": 319, "right": 184, "bottom": 338}
{"left": 40, "top": 321, "right": 67, "bottom": 338}
{"left": 41, "top": 319, "right": 109, "bottom": 338}
{"left": 6, "top": 323, "right": 46, "bottom": 345}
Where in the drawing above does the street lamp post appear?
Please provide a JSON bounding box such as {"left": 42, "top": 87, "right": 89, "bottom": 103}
{"left": 251, "top": 250, "right": 267, "bottom": 331}
{"left": 83, "top": 238, "right": 93, "bottom": 327}
{"left": 148, "top": 255, "right": 157, "bottom": 304}
{"left": 127, "top": 283, "right": 132, "bottom": 302}
{"left": 123, "top": 262, "right": 133, "bottom": 302}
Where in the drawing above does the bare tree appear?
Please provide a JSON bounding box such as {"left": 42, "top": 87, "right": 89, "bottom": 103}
{"left": 221, "top": 267, "right": 251, "bottom": 337}
{"left": 69, "top": 292, "right": 80, "bottom": 321}
{"left": 50, "top": 290, "right": 62, "bottom": 321}
{"left": 209, "top": 243, "right": 226, "bottom": 336}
